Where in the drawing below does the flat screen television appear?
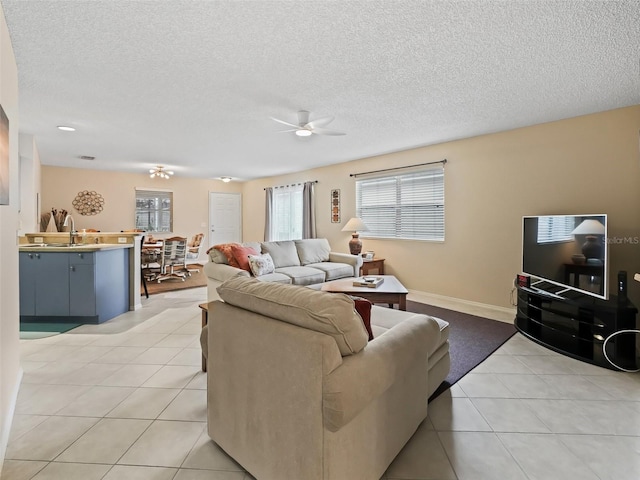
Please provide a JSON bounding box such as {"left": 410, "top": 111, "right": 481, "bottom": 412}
{"left": 522, "top": 214, "right": 608, "bottom": 299}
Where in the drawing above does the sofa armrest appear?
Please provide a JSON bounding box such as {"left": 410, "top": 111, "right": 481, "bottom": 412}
{"left": 323, "top": 314, "right": 432, "bottom": 431}
{"left": 203, "top": 262, "right": 250, "bottom": 283}
{"left": 328, "top": 252, "right": 363, "bottom": 277}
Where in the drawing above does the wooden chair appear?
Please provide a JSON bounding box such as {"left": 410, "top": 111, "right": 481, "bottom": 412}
{"left": 155, "top": 236, "right": 189, "bottom": 283}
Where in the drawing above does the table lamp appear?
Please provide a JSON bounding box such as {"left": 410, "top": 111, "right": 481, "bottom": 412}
{"left": 571, "top": 219, "right": 605, "bottom": 260}
{"left": 341, "top": 217, "right": 369, "bottom": 255}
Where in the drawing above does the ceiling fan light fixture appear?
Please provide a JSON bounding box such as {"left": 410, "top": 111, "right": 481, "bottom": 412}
{"left": 295, "top": 129, "right": 313, "bottom": 137}
{"left": 57, "top": 125, "right": 76, "bottom": 132}
{"left": 220, "top": 176, "right": 232, "bottom": 183}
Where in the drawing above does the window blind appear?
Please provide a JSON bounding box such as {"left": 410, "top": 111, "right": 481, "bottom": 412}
{"left": 356, "top": 167, "right": 444, "bottom": 241}
{"left": 536, "top": 216, "right": 574, "bottom": 243}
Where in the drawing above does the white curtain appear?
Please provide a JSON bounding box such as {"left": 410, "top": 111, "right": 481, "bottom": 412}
{"left": 264, "top": 187, "right": 273, "bottom": 241}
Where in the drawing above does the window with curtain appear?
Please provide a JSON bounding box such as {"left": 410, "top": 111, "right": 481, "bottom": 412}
{"left": 135, "top": 189, "right": 173, "bottom": 232}
{"left": 270, "top": 184, "right": 304, "bottom": 241}
{"left": 355, "top": 166, "right": 445, "bottom": 241}
{"left": 536, "top": 216, "right": 574, "bottom": 243}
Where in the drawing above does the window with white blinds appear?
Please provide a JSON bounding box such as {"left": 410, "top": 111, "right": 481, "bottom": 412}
{"left": 355, "top": 167, "right": 445, "bottom": 241}
{"left": 536, "top": 216, "right": 575, "bottom": 243}
{"left": 135, "top": 189, "right": 173, "bottom": 232}
{"left": 271, "top": 184, "right": 303, "bottom": 241}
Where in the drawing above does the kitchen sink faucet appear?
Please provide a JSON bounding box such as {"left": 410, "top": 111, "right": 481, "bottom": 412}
{"left": 63, "top": 214, "right": 76, "bottom": 245}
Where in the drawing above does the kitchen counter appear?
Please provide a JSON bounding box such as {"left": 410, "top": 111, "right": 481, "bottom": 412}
{"left": 19, "top": 243, "right": 133, "bottom": 252}
{"left": 20, "top": 232, "right": 144, "bottom": 312}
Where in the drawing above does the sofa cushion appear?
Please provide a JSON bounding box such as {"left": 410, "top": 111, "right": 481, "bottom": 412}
{"left": 230, "top": 244, "right": 259, "bottom": 272}
{"left": 306, "top": 262, "right": 354, "bottom": 281}
{"left": 370, "top": 306, "right": 446, "bottom": 355}
{"left": 217, "top": 276, "right": 368, "bottom": 356}
{"left": 248, "top": 253, "right": 275, "bottom": 276}
{"left": 254, "top": 272, "right": 292, "bottom": 284}
{"left": 294, "top": 239, "right": 331, "bottom": 265}
{"left": 275, "top": 266, "right": 326, "bottom": 286}
{"left": 261, "top": 241, "right": 301, "bottom": 268}
{"left": 214, "top": 243, "right": 241, "bottom": 268}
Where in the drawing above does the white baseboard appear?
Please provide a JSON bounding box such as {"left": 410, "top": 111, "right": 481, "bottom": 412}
{"left": 408, "top": 289, "right": 516, "bottom": 324}
{"left": 0, "top": 367, "right": 24, "bottom": 475}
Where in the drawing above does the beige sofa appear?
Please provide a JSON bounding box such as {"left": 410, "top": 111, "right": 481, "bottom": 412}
{"left": 205, "top": 276, "right": 450, "bottom": 480}
{"left": 204, "top": 238, "right": 362, "bottom": 301}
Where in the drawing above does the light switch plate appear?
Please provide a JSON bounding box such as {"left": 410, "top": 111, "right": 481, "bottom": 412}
{"left": 34, "top": 236, "right": 44, "bottom": 243}
{"left": 118, "top": 237, "right": 127, "bottom": 243}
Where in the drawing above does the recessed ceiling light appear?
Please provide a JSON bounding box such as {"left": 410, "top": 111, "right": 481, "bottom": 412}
{"left": 57, "top": 125, "right": 76, "bottom": 131}
{"left": 220, "top": 177, "right": 232, "bottom": 183}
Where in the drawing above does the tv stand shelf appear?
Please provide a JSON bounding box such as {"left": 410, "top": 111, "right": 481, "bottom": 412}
{"left": 515, "top": 284, "right": 638, "bottom": 371}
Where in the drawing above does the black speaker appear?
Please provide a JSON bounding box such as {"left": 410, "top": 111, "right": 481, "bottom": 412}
{"left": 618, "top": 270, "right": 628, "bottom": 303}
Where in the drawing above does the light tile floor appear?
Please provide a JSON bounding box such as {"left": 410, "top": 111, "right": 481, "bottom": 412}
{"left": 4, "top": 287, "right": 640, "bottom": 479}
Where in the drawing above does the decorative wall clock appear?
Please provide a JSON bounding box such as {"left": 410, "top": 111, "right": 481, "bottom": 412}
{"left": 72, "top": 190, "right": 104, "bottom": 215}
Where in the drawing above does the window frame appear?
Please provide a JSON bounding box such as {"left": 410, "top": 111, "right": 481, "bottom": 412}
{"left": 135, "top": 188, "right": 173, "bottom": 233}
{"left": 355, "top": 166, "right": 445, "bottom": 242}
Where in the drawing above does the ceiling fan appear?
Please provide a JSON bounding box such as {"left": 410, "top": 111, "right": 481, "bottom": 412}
{"left": 271, "top": 110, "right": 346, "bottom": 137}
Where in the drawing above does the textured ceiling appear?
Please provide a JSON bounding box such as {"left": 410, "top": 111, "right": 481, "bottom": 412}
{"left": 1, "top": 0, "right": 639, "bottom": 181}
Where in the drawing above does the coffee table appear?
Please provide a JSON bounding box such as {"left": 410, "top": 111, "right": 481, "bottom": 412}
{"left": 321, "top": 275, "right": 408, "bottom": 310}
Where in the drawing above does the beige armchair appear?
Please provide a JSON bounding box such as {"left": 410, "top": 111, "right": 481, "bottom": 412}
{"left": 205, "top": 277, "right": 449, "bottom": 480}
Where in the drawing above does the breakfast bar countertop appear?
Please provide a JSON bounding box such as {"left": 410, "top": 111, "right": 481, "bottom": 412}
{"left": 19, "top": 243, "right": 134, "bottom": 252}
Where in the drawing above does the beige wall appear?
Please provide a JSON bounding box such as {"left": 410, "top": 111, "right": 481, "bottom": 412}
{"left": 243, "top": 106, "right": 640, "bottom": 310}
{"left": 0, "top": 1, "right": 21, "bottom": 466}
{"left": 40, "top": 166, "right": 242, "bottom": 263}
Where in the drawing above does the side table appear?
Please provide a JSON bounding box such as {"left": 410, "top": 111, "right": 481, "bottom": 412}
{"left": 361, "top": 258, "right": 385, "bottom": 276}
{"left": 199, "top": 302, "right": 208, "bottom": 372}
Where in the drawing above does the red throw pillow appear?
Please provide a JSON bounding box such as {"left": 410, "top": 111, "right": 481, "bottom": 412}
{"left": 230, "top": 244, "right": 259, "bottom": 272}
{"left": 351, "top": 296, "right": 374, "bottom": 341}
{"left": 214, "top": 243, "right": 241, "bottom": 268}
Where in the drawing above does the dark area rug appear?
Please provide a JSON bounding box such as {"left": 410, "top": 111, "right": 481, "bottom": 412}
{"left": 142, "top": 265, "right": 206, "bottom": 296}
{"left": 406, "top": 300, "right": 517, "bottom": 401}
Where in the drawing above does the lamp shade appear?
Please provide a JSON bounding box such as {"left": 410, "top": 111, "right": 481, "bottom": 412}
{"left": 571, "top": 219, "right": 605, "bottom": 235}
{"left": 341, "top": 217, "right": 369, "bottom": 232}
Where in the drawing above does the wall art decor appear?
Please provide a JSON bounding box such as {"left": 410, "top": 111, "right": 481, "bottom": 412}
{"left": 0, "top": 104, "right": 9, "bottom": 205}
{"left": 331, "top": 188, "right": 340, "bottom": 223}
{"left": 73, "top": 190, "right": 105, "bottom": 215}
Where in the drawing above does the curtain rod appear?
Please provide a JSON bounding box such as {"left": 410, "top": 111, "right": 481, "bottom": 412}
{"left": 264, "top": 180, "right": 318, "bottom": 191}
{"left": 349, "top": 159, "right": 447, "bottom": 178}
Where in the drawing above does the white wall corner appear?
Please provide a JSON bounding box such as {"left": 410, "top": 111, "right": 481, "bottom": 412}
{"left": 407, "top": 289, "right": 516, "bottom": 324}
{"left": 0, "top": 367, "right": 23, "bottom": 474}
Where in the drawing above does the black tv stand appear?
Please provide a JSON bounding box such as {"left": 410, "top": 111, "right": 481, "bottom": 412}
{"left": 515, "top": 283, "right": 638, "bottom": 371}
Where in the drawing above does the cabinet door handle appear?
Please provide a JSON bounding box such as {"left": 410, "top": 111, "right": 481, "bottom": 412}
{"left": 70, "top": 266, "right": 75, "bottom": 272}
{"left": 77, "top": 253, "right": 83, "bottom": 258}
{"left": 35, "top": 253, "right": 40, "bottom": 259}
{"left": 28, "top": 253, "right": 33, "bottom": 259}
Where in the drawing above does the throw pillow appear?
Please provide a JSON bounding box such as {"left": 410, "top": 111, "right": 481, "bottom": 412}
{"left": 230, "top": 244, "right": 259, "bottom": 272}
{"left": 214, "top": 243, "right": 241, "bottom": 268}
{"left": 350, "top": 296, "right": 374, "bottom": 341}
{"left": 248, "top": 253, "right": 276, "bottom": 277}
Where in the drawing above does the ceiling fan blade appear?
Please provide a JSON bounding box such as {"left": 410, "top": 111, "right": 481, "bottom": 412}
{"left": 276, "top": 128, "right": 299, "bottom": 133}
{"left": 311, "top": 127, "right": 346, "bottom": 136}
{"left": 306, "top": 116, "right": 334, "bottom": 129}
{"left": 270, "top": 117, "right": 301, "bottom": 128}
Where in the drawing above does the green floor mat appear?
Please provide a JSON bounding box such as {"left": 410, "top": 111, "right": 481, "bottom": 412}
{"left": 19, "top": 322, "right": 82, "bottom": 334}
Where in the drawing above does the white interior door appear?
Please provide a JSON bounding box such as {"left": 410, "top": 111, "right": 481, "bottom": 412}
{"left": 209, "top": 192, "right": 242, "bottom": 247}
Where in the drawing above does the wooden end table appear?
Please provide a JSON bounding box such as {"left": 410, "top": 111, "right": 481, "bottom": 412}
{"left": 321, "top": 275, "right": 408, "bottom": 310}
{"left": 360, "top": 257, "right": 385, "bottom": 276}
